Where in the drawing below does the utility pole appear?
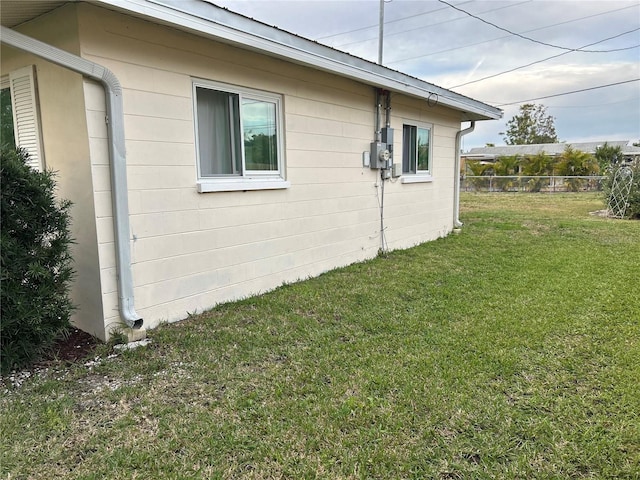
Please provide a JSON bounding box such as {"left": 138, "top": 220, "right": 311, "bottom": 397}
{"left": 378, "top": 0, "right": 385, "bottom": 64}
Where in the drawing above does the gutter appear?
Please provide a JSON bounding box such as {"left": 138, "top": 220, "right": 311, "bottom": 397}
{"left": 1, "top": 26, "right": 143, "bottom": 329}
{"left": 454, "top": 121, "right": 475, "bottom": 228}
{"left": 99, "top": 0, "right": 503, "bottom": 121}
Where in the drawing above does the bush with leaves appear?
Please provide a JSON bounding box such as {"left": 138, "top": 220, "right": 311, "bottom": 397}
{"left": 603, "top": 160, "right": 640, "bottom": 219}
{"left": 521, "top": 152, "right": 553, "bottom": 192}
{"left": 1, "top": 147, "right": 75, "bottom": 373}
{"left": 556, "top": 146, "right": 599, "bottom": 192}
{"left": 594, "top": 143, "right": 624, "bottom": 171}
{"left": 492, "top": 155, "right": 519, "bottom": 191}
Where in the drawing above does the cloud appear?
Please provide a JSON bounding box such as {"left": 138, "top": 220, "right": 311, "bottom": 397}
{"left": 213, "top": 0, "right": 640, "bottom": 147}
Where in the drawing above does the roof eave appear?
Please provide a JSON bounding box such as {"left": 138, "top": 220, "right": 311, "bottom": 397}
{"left": 94, "top": 0, "right": 502, "bottom": 121}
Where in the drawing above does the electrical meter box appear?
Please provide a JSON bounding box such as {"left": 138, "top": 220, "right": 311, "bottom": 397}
{"left": 370, "top": 142, "right": 390, "bottom": 169}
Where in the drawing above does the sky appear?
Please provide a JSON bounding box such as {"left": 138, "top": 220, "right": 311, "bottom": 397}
{"left": 212, "top": 0, "right": 640, "bottom": 150}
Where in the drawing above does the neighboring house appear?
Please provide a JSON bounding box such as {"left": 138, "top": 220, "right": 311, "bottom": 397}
{"left": 1, "top": 0, "right": 502, "bottom": 341}
{"left": 462, "top": 141, "right": 640, "bottom": 170}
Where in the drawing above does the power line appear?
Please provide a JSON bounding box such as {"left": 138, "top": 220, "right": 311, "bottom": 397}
{"left": 386, "top": 3, "right": 639, "bottom": 66}
{"left": 437, "top": 0, "right": 639, "bottom": 53}
{"left": 491, "top": 79, "right": 640, "bottom": 107}
{"left": 314, "top": 1, "right": 473, "bottom": 41}
{"left": 450, "top": 28, "right": 640, "bottom": 89}
{"left": 332, "top": 0, "right": 531, "bottom": 49}
{"left": 547, "top": 97, "right": 640, "bottom": 109}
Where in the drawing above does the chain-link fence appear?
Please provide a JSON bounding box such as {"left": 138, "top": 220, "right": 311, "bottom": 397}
{"left": 461, "top": 176, "right": 606, "bottom": 193}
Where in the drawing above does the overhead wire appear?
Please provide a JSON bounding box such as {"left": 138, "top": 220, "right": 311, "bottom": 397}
{"left": 292, "top": 1, "right": 638, "bottom": 122}
{"left": 437, "top": 0, "right": 639, "bottom": 53}
{"left": 313, "top": 1, "right": 474, "bottom": 41}
{"left": 490, "top": 79, "right": 640, "bottom": 107}
{"left": 331, "top": 1, "right": 532, "bottom": 49}
{"left": 386, "top": 3, "right": 639, "bottom": 66}
{"left": 449, "top": 27, "right": 640, "bottom": 89}
{"left": 548, "top": 97, "right": 640, "bottom": 109}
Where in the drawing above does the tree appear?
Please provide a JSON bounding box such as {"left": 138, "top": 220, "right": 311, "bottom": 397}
{"left": 244, "top": 132, "right": 277, "bottom": 170}
{"left": 521, "top": 152, "right": 554, "bottom": 192}
{"left": 521, "top": 152, "right": 553, "bottom": 176}
{"left": 556, "top": 146, "right": 599, "bottom": 192}
{"left": 594, "top": 143, "right": 624, "bottom": 171}
{"left": 501, "top": 103, "right": 558, "bottom": 145}
{"left": 465, "top": 160, "right": 491, "bottom": 190}
{"left": 492, "top": 155, "right": 519, "bottom": 191}
{"left": 465, "top": 160, "right": 491, "bottom": 176}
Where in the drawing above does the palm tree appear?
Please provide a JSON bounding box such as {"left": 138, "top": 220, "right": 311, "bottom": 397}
{"left": 493, "top": 155, "right": 519, "bottom": 191}
{"left": 556, "top": 146, "right": 599, "bottom": 191}
{"left": 465, "top": 160, "right": 491, "bottom": 191}
{"left": 521, "top": 152, "right": 553, "bottom": 192}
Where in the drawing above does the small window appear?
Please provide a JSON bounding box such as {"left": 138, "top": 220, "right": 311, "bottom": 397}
{"left": 402, "top": 123, "right": 432, "bottom": 176}
{"left": 193, "top": 80, "right": 287, "bottom": 192}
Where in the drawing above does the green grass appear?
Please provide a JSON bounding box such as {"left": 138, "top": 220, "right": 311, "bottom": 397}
{"left": 2, "top": 192, "right": 639, "bottom": 479}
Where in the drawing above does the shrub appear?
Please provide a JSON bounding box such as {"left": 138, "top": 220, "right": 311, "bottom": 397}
{"left": 595, "top": 142, "right": 624, "bottom": 171}
{"left": 1, "top": 147, "right": 75, "bottom": 373}
{"left": 603, "top": 160, "right": 640, "bottom": 219}
{"left": 556, "top": 146, "right": 599, "bottom": 192}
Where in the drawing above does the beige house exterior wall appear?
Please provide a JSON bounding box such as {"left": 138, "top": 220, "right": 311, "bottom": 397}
{"left": 3, "top": 3, "right": 464, "bottom": 339}
{"left": 1, "top": 5, "right": 106, "bottom": 339}
{"left": 74, "top": 3, "right": 462, "bottom": 335}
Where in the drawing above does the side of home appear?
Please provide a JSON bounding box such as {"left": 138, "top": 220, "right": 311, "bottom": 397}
{"left": 1, "top": 1, "right": 501, "bottom": 340}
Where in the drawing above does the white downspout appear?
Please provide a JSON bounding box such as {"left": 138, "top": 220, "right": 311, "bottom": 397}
{"left": 454, "top": 121, "right": 475, "bottom": 228}
{"left": 1, "top": 26, "right": 143, "bottom": 329}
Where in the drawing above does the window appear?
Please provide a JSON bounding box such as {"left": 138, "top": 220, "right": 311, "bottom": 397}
{"left": 193, "top": 80, "right": 288, "bottom": 192}
{"left": 401, "top": 123, "right": 432, "bottom": 183}
{"left": 1, "top": 66, "right": 44, "bottom": 170}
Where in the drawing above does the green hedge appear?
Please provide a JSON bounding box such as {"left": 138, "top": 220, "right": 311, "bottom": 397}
{"left": 1, "top": 148, "right": 75, "bottom": 373}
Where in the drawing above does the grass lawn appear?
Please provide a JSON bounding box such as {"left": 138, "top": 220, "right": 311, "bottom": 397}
{"left": 2, "top": 192, "right": 639, "bottom": 479}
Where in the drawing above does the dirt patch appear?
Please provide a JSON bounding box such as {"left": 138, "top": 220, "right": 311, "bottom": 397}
{"left": 36, "top": 328, "right": 102, "bottom": 366}
{"left": 3, "top": 329, "right": 103, "bottom": 391}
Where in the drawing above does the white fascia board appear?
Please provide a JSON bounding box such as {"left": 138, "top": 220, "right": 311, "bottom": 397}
{"left": 93, "top": 0, "right": 502, "bottom": 121}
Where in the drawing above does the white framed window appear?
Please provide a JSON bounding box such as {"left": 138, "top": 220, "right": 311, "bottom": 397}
{"left": 1, "top": 66, "right": 45, "bottom": 171}
{"left": 193, "top": 79, "right": 288, "bottom": 192}
{"left": 401, "top": 122, "right": 433, "bottom": 184}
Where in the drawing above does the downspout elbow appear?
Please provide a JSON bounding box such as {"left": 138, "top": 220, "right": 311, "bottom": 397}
{"left": 1, "top": 26, "right": 142, "bottom": 330}
{"left": 454, "top": 121, "right": 475, "bottom": 228}
{"left": 120, "top": 298, "right": 144, "bottom": 329}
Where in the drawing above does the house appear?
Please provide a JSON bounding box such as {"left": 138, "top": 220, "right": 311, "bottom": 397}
{"left": 1, "top": 0, "right": 502, "bottom": 341}
{"left": 462, "top": 141, "right": 640, "bottom": 170}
